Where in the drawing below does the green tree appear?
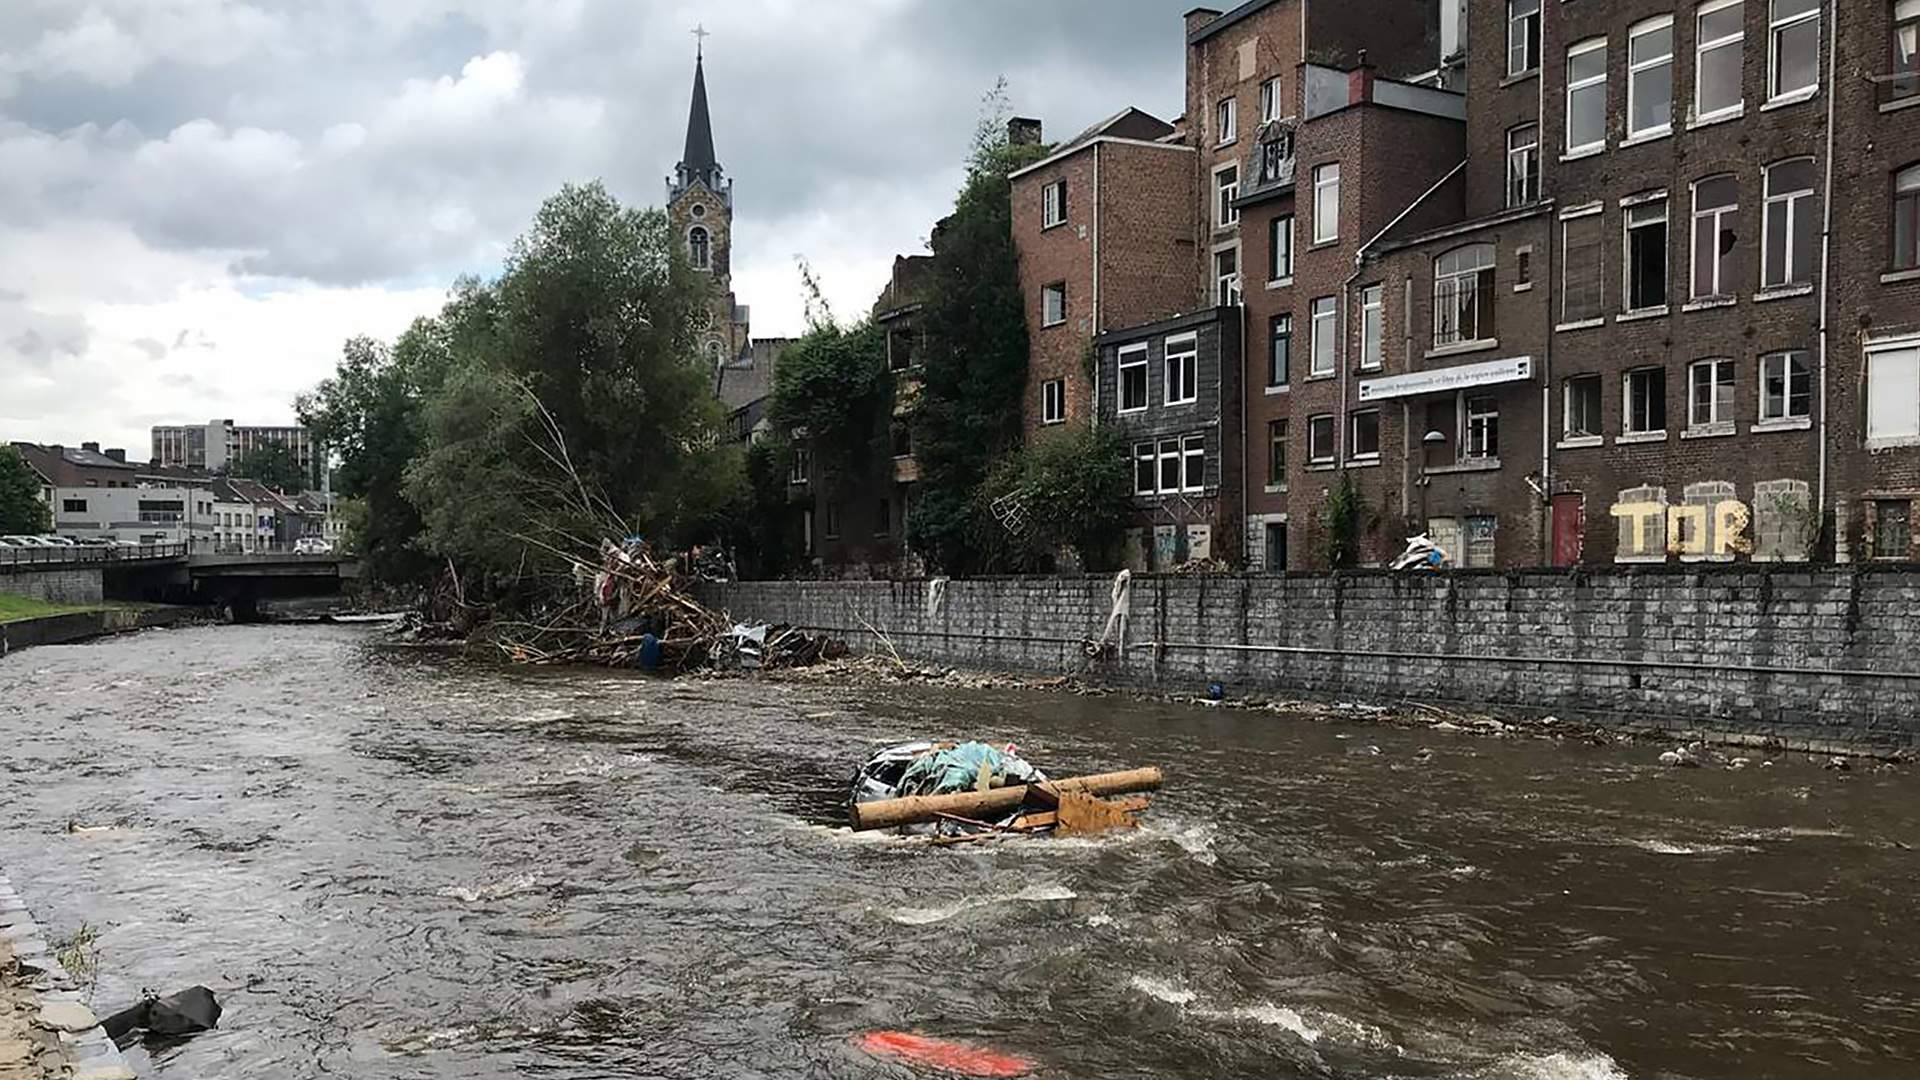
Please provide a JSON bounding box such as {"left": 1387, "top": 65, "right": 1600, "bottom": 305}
{"left": 909, "top": 83, "right": 1052, "bottom": 572}
{"left": 228, "top": 442, "right": 308, "bottom": 493}
{"left": 767, "top": 319, "right": 891, "bottom": 483}
{"left": 980, "top": 425, "right": 1132, "bottom": 571}
{"left": 0, "top": 445, "right": 51, "bottom": 534}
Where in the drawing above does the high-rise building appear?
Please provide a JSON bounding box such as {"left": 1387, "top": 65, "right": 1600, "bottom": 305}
{"left": 150, "top": 419, "right": 316, "bottom": 480}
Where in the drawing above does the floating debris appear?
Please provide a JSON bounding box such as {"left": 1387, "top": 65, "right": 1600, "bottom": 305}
{"left": 847, "top": 740, "right": 1161, "bottom": 842}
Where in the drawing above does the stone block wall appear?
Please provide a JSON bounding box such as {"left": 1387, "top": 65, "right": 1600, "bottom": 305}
{"left": 704, "top": 568, "right": 1920, "bottom": 751}
{"left": 0, "top": 567, "right": 103, "bottom": 605}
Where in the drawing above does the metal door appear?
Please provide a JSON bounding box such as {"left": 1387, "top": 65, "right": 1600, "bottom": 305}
{"left": 1551, "top": 493, "right": 1585, "bottom": 567}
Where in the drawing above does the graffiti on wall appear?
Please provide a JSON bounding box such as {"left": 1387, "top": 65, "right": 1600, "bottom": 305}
{"left": 1609, "top": 480, "right": 1814, "bottom": 563}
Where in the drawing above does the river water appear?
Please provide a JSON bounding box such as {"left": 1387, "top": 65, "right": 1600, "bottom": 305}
{"left": 1, "top": 625, "right": 1916, "bottom": 1079}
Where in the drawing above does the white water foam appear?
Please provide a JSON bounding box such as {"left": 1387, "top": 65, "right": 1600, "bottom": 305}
{"left": 1128, "top": 974, "right": 1197, "bottom": 1006}
{"left": 888, "top": 883, "right": 1077, "bottom": 926}
{"left": 1127, "top": 975, "right": 1327, "bottom": 1044}
{"left": 1475, "top": 1051, "right": 1629, "bottom": 1080}
{"left": 1631, "top": 839, "right": 1750, "bottom": 856}
{"left": 436, "top": 872, "right": 540, "bottom": 904}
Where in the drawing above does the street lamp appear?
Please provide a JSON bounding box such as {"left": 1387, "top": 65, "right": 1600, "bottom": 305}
{"left": 1418, "top": 429, "right": 1448, "bottom": 528}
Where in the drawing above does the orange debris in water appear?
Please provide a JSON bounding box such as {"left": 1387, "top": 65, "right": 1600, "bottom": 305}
{"left": 857, "top": 1030, "right": 1035, "bottom": 1077}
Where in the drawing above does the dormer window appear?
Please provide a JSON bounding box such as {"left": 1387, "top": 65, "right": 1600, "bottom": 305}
{"left": 688, "top": 226, "right": 711, "bottom": 270}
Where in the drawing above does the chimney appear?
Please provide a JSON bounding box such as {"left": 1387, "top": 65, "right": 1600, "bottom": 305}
{"left": 1007, "top": 117, "right": 1043, "bottom": 147}
{"left": 1350, "top": 50, "right": 1376, "bottom": 104}
{"left": 105, "top": 448, "right": 126, "bottom": 463}
{"left": 1184, "top": 7, "right": 1223, "bottom": 36}
{"left": 82, "top": 441, "right": 100, "bottom": 453}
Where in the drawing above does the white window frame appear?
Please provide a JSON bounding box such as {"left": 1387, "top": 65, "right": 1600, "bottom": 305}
{"left": 1897, "top": 1, "right": 1920, "bottom": 101}
{"left": 1164, "top": 332, "right": 1199, "bottom": 407}
{"left": 1622, "top": 195, "right": 1670, "bottom": 312}
{"left": 1214, "top": 245, "right": 1243, "bottom": 307}
{"left": 1624, "top": 366, "right": 1669, "bottom": 435}
{"left": 1564, "top": 374, "right": 1604, "bottom": 438}
{"left": 1759, "top": 349, "right": 1812, "bottom": 422}
{"left": 1690, "top": 174, "right": 1738, "bottom": 300}
{"left": 1117, "top": 343, "right": 1149, "bottom": 414}
{"left": 1133, "top": 441, "right": 1157, "bottom": 495}
{"left": 1768, "top": 0, "right": 1821, "bottom": 102}
{"left": 789, "top": 442, "right": 811, "bottom": 485}
{"left": 1627, "top": 15, "right": 1676, "bottom": 139}
{"left": 1895, "top": 164, "right": 1920, "bottom": 271}
{"left": 1214, "top": 162, "right": 1241, "bottom": 229}
{"left": 1360, "top": 284, "right": 1384, "bottom": 370}
{"left": 1434, "top": 244, "right": 1497, "bottom": 346}
{"left": 1762, "top": 158, "right": 1816, "bottom": 289}
{"left": 1182, "top": 434, "right": 1207, "bottom": 493}
{"left": 1156, "top": 438, "right": 1184, "bottom": 494}
{"left": 1269, "top": 214, "right": 1294, "bottom": 282}
{"left": 1268, "top": 314, "right": 1292, "bottom": 390}
{"left": 1041, "top": 378, "right": 1066, "bottom": 425}
{"left": 1509, "top": 0, "right": 1542, "bottom": 75}
{"left": 1695, "top": 0, "right": 1746, "bottom": 122}
{"left": 801, "top": 508, "right": 815, "bottom": 555}
{"left": 1260, "top": 77, "right": 1281, "bottom": 123}
{"left": 1463, "top": 394, "right": 1499, "bottom": 460}
{"left": 1217, "top": 96, "right": 1238, "bottom": 145}
{"left": 1307, "top": 414, "right": 1336, "bottom": 464}
{"left": 1309, "top": 296, "right": 1337, "bottom": 376}
{"left": 1042, "top": 179, "right": 1066, "bottom": 229}
{"left": 1865, "top": 338, "right": 1920, "bottom": 448}
{"left": 1566, "top": 39, "right": 1609, "bottom": 155}
{"left": 1349, "top": 409, "right": 1381, "bottom": 460}
{"left": 1312, "top": 163, "right": 1340, "bottom": 242}
{"left": 1507, "top": 123, "right": 1540, "bottom": 207}
{"left": 1042, "top": 281, "right": 1067, "bottom": 327}
{"left": 1688, "top": 357, "right": 1736, "bottom": 428}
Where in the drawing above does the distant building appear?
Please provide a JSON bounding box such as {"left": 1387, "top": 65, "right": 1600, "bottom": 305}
{"left": 150, "top": 419, "right": 316, "bottom": 479}
{"left": 53, "top": 486, "right": 219, "bottom": 547}
{"left": 11, "top": 441, "right": 139, "bottom": 490}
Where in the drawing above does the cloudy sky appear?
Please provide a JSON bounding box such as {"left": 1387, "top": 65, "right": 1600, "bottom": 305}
{"left": 0, "top": 0, "right": 1191, "bottom": 455}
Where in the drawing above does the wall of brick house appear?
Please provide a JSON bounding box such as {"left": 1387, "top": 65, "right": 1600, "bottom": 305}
{"left": 1096, "top": 142, "right": 1203, "bottom": 333}
{"left": 1306, "top": 2, "right": 1441, "bottom": 81}
{"left": 705, "top": 568, "right": 1920, "bottom": 752}
{"left": 1462, "top": 0, "right": 1546, "bottom": 219}
{"left": 1013, "top": 152, "right": 1098, "bottom": 438}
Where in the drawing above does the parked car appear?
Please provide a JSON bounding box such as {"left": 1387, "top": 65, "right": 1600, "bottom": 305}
{"left": 2, "top": 535, "right": 57, "bottom": 547}
{"left": 293, "top": 537, "right": 333, "bottom": 555}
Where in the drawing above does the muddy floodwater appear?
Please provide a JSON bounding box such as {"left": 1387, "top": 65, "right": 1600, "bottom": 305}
{"left": 1, "top": 625, "right": 1917, "bottom": 1079}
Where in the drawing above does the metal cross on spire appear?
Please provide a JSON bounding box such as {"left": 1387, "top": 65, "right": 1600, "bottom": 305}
{"left": 692, "top": 23, "right": 710, "bottom": 60}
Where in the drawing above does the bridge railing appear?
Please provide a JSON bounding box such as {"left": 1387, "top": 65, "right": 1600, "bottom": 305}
{"left": 0, "top": 543, "right": 188, "bottom": 569}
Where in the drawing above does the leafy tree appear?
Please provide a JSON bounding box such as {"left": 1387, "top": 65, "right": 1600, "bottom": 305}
{"left": 767, "top": 319, "right": 890, "bottom": 484}
{"left": 737, "top": 439, "right": 798, "bottom": 578}
{"left": 979, "top": 425, "right": 1132, "bottom": 571}
{"left": 1320, "top": 474, "right": 1368, "bottom": 568}
{"left": 0, "top": 445, "right": 51, "bottom": 534}
{"left": 909, "top": 83, "right": 1052, "bottom": 572}
{"left": 228, "top": 442, "right": 308, "bottom": 493}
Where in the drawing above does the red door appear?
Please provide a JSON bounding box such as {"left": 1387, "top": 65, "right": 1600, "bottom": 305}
{"left": 1551, "top": 493, "right": 1585, "bottom": 567}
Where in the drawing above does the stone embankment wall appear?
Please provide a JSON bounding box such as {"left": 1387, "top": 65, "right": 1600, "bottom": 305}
{"left": 703, "top": 569, "right": 1920, "bottom": 752}
{"left": 0, "top": 608, "right": 195, "bottom": 657}
{"left": 0, "top": 568, "right": 102, "bottom": 606}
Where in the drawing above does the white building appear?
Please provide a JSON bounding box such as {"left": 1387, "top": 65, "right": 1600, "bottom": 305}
{"left": 53, "top": 486, "right": 219, "bottom": 547}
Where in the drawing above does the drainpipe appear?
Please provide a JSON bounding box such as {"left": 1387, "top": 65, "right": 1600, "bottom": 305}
{"left": 1538, "top": 30, "right": 1554, "bottom": 564}
{"left": 1092, "top": 142, "right": 1103, "bottom": 428}
{"left": 1816, "top": 0, "right": 1838, "bottom": 530}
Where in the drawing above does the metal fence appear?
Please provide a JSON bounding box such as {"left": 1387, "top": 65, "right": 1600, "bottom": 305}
{"left": 0, "top": 543, "right": 188, "bottom": 568}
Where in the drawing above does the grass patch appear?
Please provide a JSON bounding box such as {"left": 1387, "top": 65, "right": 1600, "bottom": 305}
{"left": 0, "top": 594, "right": 102, "bottom": 624}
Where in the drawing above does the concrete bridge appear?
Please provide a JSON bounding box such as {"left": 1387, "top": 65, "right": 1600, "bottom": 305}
{"left": 0, "top": 544, "right": 360, "bottom": 616}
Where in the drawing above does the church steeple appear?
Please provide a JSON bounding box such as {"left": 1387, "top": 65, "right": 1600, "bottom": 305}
{"left": 674, "top": 44, "right": 723, "bottom": 198}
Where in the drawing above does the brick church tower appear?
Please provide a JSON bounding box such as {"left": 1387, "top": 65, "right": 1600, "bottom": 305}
{"left": 668, "top": 43, "right": 751, "bottom": 370}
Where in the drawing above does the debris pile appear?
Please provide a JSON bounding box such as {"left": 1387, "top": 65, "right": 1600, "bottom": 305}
{"left": 848, "top": 741, "right": 1161, "bottom": 843}
{"left": 494, "top": 539, "right": 840, "bottom": 673}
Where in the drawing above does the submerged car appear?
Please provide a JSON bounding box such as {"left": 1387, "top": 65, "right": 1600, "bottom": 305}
{"left": 848, "top": 741, "right": 1047, "bottom": 833}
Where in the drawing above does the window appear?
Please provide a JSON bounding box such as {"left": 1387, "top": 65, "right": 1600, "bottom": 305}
{"left": 1690, "top": 175, "right": 1739, "bottom": 299}
{"left": 1259, "top": 131, "right": 1293, "bottom": 184}
{"left": 825, "top": 501, "right": 841, "bottom": 539}
{"left": 1763, "top": 158, "right": 1817, "bottom": 288}
{"left": 1041, "top": 378, "right": 1066, "bottom": 424}
{"left": 1434, "top": 244, "right": 1497, "bottom": 346}
{"left": 1565, "top": 375, "right": 1604, "bottom": 437}
{"left": 801, "top": 508, "right": 815, "bottom": 555}
{"left": 1308, "top": 414, "right": 1336, "bottom": 464}
{"left": 1269, "top": 215, "right": 1294, "bottom": 281}
{"left": 1260, "top": 77, "right": 1281, "bottom": 122}
{"left": 1627, "top": 17, "right": 1675, "bottom": 138}
{"left": 1360, "top": 285, "right": 1384, "bottom": 369}
{"left": 1769, "top": 0, "right": 1820, "bottom": 101}
{"left": 1895, "top": 0, "right": 1920, "bottom": 101}
{"left": 1896, "top": 165, "right": 1920, "bottom": 270}
{"left": 1760, "top": 349, "right": 1812, "bottom": 421}
{"left": 1310, "top": 296, "right": 1337, "bottom": 376}
{"left": 1688, "top": 358, "right": 1736, "bottom": 427}
{"left": 1267, "top": 419, "right": 1288, "bottom": 486}
{"left": 1118, "top": 344, "right": 1149, "bottom": 413}
{"left": 1517, "top": 246, "right": 1534, "bottom": 286}
{"left": 891, "top": 421, "right": 913, "bottom": 458}
{"left": 1042, "top": 282, "right": 1067, "bottom": 326}
{"left": 1866, "top": 341, "right": 1920, "bottom": 444}
{"left": 62, "top": 498, "right": 86, "bottom": 513}
{"left": 1133, "top": 442, "right": 1156, "bottom": 495}
{"left": 1877, "top": 501, "right": 1912, "bottom": 558}
{"left": 1566, "top": 40, "right": 1608, "bottom": 153}
{"left": 1217, "top": 97, "right": 1238, "bottom": 145}
{"left": 1696, "top": 0, "right": 1746, "bottom": 119}
{"left": 1465, "top": 395, "right": 1499, "bottom": 459}
{"left": 688, "top": 226, "right": 710, "bottom": 269}
{"left": 1312, "top": 164, "right": 1340, "bottom": 242}
{"left": 1215, "top": 247, "right": 1243, "bottom": 306}
{"left": 1042, "top": 180, "right": 1066, "bottom": 228}
{"left": 1509, "top": 0, "right": 1542, "bottom": 75}
{"left": 1164, "top": 334, "right": 1199, "bottom": 405}
{"left": 1182, "top": 434, "right": 1206, "bottom": 492}
{"left": 1215, "top": 165, "right": 1241, "bottom": 228}
{"left": 1268, "top": 314, "right": 1292, "bottom": 389}
{"left": 1507, "top": 124, "right": 1540, "bottom": 206}
{"left": 1625, "top": 367, "right": 1669, "bottom": 434}
{"left": 1158, "top": 439, "right": 1183, "bottom": 493}
{"left": 875, "top": 498, "right": 891, "bottom": 538}
{"left": 789, "top": 442, "right": 811, "bottom": 485}
{"left": 1350, "top": 410, "right": 1381, "bottom": 459}
{"left": 1624, "top": 197, "right": 1670, "bottom": 310}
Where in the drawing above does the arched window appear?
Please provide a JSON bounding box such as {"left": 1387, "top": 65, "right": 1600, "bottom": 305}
{"left": 688, "top": 226, "right": 710, "bottom": 270}
{"left": 1433, "top": 243, "right": 1496, "bottom": 347}
{"left": 1896, "top": 164, "right": 1920, "bottom": 271}
{"left": 706, "top": 339, "right": 724, "bottom": 365}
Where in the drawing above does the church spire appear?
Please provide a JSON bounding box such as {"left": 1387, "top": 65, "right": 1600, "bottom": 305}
{"left": 675, "top": 36, "right": 721, "bottom": 195}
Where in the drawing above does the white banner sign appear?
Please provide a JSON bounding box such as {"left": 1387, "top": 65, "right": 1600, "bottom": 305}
{"left": 1357, "top": 355, "right": 1534, "bottom": 402}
